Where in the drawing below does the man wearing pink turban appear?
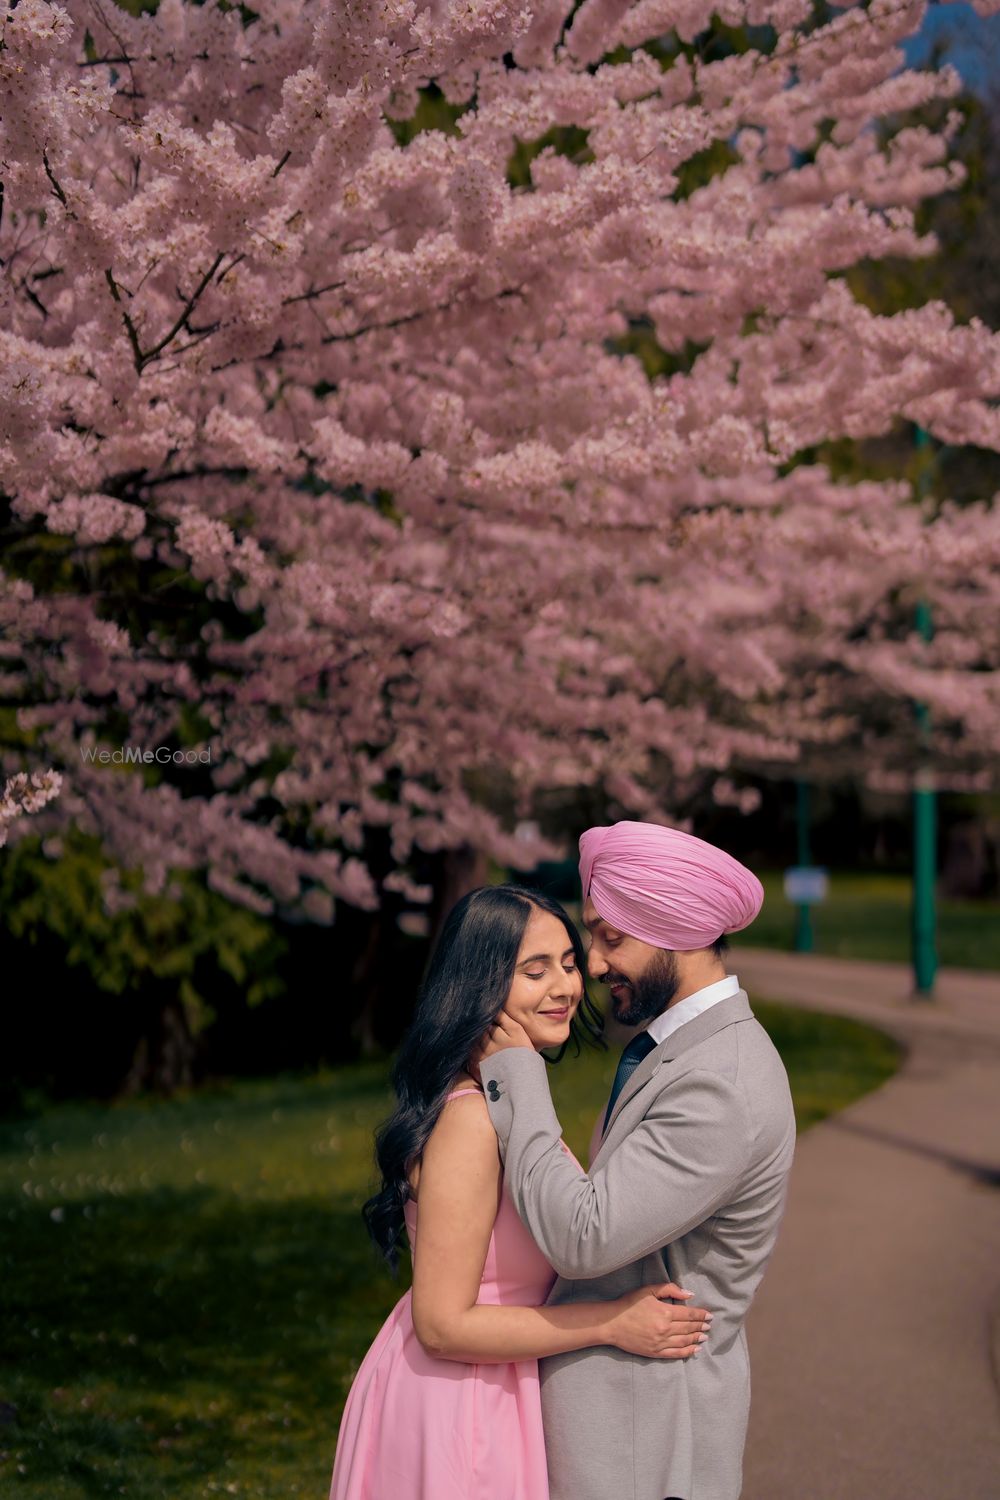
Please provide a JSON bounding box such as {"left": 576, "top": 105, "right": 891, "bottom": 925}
{"left": 579, "top": 819, "right": 765, "bottom": 956}
{"left": 478, "top": 820, "right": 795, "bottom": 1500}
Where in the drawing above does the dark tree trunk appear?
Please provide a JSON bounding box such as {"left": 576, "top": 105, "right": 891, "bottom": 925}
{"left": 426, "top": 844, "right": 490, "bottom": 950}
{"left": 344, "top": 844, "right": 491, "bottom": 1057}
{"left": 122, "top": 987, "right": 198, "bottom": 1095}
{"left": 941, "top": 818, "right": 999, "bottom": 900}
{"left": 349, "top": 913, "right": 384, "bottom": 1059}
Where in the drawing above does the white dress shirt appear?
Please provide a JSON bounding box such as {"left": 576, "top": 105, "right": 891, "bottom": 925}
{"left": 643, "top": 973, "right": 740, "bottom": 1047}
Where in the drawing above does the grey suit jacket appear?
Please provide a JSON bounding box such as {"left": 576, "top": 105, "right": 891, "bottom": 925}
{"left": 483, "top": 991, "right": 795, "bottom": 1500}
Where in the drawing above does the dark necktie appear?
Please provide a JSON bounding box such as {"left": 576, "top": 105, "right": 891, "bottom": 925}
{"left": 602, "top": 1030, "right": 657, "bottom": 1136}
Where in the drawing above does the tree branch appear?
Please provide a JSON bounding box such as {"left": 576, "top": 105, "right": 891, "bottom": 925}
{"left": 42, "top": 151, "right": 71, "bottom": 211}
{"left": 105, "top": 269, "right": 145, "bottom": 372}
{"left": 282, "top": 280, "right": 347, "bottom": 307}
{"left": 20, "top": 280, "right": 49, "bottom": 320}
{"left": 140, "top": 252, "right": 225, "bottom": 364}
{"left": 79, "top": 54, "right": 135, "bottom": 67}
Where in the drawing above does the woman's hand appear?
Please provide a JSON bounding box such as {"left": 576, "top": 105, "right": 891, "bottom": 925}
{"left": 605, "top": 1282, "right": 712, "bottom": 1359}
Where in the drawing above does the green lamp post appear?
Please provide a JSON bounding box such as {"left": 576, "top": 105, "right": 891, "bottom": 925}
{"left": 912, "top": 428, "right": 938, "bottom": 999}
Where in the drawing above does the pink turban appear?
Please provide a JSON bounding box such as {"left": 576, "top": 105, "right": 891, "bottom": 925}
{"left": 579, "top": 820, "right": 763, "bottom": 951}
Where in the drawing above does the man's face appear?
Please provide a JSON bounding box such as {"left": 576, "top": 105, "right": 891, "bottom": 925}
{"left": 582, "top": 896, "right": 679, "bottom": 1027}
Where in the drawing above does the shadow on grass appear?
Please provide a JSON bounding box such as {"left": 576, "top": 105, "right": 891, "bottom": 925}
{"left": 1, "top": 1183, "right": 405, "bottom": 1498}
{"left": 0, "top": 1062, "right": 394, "bottom": 1139}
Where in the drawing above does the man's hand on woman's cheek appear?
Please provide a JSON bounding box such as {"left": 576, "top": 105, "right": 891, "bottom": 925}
{"left": 470, "top": 1008, "right": 535, "bottom": 1072}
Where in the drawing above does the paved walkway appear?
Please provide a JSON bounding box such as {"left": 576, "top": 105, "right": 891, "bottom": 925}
{"left": 731, "top": 947, "right": 1000, "bottom": 1500}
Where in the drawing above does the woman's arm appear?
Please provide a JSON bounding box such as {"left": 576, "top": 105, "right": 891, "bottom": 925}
{"left": 409, "top": 1093, "right": 710, "bottom": 1364}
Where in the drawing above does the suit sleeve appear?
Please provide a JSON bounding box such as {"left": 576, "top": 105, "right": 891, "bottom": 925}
{"left": 481, "top": 1047, "right": 753, "bottom": 1280}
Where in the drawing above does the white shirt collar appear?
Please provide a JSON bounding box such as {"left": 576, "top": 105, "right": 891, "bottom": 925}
{"left": 643, "top": 974, "right": 740, "bottom": 1047}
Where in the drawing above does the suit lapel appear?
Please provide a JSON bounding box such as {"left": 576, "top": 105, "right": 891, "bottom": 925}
{"left": 657, "top": 989, "right": 752, "bottom": 1063}
{"left": 592, "top": 991, "right": 753, "bottom": 1168}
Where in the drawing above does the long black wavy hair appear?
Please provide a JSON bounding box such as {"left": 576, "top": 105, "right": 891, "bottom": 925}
{"left": 362, "top": 883, "right": 605, "bottom": 1271}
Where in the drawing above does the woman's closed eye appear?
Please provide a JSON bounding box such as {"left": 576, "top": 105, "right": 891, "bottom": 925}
{"left": 525, "top": 963, "right": 577, "bottom": 981}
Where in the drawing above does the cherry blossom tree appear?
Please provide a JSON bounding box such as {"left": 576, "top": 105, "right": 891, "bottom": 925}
{"left": 2, "top": 0, "right": 999, "bottom": 939}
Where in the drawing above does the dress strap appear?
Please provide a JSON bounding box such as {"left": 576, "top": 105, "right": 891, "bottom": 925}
{"left": 445, "top": 1088, "right": 484, "bottom": 1100}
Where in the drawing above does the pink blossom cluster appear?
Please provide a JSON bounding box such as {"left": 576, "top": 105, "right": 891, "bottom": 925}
{"left": 0, "top": 770, "right": 63, "bottom": 847}
{"left": 1, "top": 0, "right": 999, "bottom": 916}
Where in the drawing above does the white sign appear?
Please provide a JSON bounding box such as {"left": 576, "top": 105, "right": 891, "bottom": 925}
{"left": 783, "top": 866, "right": 829, "bottom": 905}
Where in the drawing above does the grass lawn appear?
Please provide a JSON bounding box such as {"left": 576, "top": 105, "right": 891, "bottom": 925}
{"left": 744, "top": 870, "right": 1000, "bottom": 969}
{"left": 0, "top": 1006, "right": 900, "bottom": 1499}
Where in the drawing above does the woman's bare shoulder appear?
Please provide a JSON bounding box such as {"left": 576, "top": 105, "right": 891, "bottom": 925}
{"left": 407, "top": 1078, "right": 494, "bottom": 1201}
{"left": 431, "top": 1079, "right": 495, "bottom": 1149}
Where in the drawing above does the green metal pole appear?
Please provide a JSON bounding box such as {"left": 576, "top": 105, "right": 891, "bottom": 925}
{"left": 794, "top": 778, "right": 814, "bottom": 953}
{"left": 912, "top": 600, "right": 937, "bottom": 996}
{"left": 912, "top": 426, "right": 938, "bottom": 998}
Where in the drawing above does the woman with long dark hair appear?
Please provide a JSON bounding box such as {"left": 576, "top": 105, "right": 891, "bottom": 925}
{"left": 329, "top": 885, "right": 710, "bottom": 1500}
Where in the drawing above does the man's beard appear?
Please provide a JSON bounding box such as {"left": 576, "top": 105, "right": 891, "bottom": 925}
{"left": 610, "top": 949, "right": 679, "bottom": 1027}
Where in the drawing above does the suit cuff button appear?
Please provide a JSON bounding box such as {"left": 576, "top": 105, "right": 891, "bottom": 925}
{"left": 487, "top": 1080, "right": 501, "bottom": 1099}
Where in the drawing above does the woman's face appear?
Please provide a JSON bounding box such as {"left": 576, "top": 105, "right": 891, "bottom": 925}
{"left": 503, "top": 907, "right": 584, "bottom": 1049}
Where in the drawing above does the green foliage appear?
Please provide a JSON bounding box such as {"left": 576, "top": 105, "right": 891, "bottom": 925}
{"left": 849, "top": 81, "right": 992, "bottom": 322}
{"left": 0, "top": 1006, "right": 898, "bottom": 1497}
{"left": 0, "top": 832, "right": 285, "bottom": 1029}
{"left": 385, "top": 84, "right": 466, "bottom": 147}
{"left": 675, "top": 138, "right": 741, "bottom": 199}
{"left": 605, "top": 319, "right": 709, "bottom": 379}
{"left": 831, "top": 72, "right": 1000, "bottom": 509}
{"left": 507, "top": 125, "right": 593, "bottom": 190}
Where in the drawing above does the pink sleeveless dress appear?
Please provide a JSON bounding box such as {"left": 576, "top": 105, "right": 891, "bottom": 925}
{"left": 329, "top": 1088, "right": 582, "bottom": 1500}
